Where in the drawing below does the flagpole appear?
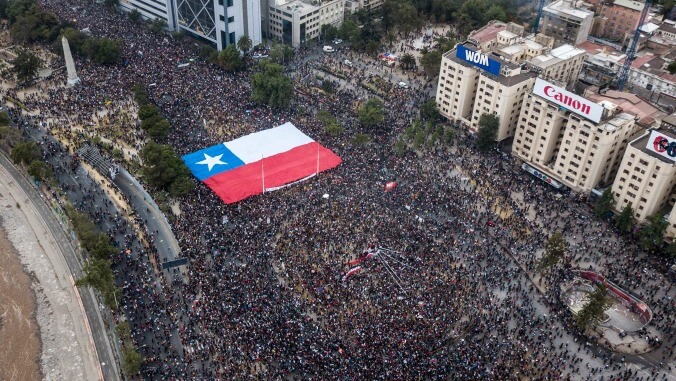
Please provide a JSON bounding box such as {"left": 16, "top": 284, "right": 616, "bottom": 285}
{"left": 261, "top": 154, "right": 265, "bottom": 193}
{"left": 316, "top": 145, "right": 320, "bottom": 176}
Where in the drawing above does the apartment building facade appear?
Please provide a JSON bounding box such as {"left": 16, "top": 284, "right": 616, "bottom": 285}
{"left": 267, "top": 0, "right": 344, "bottom": 47}
{"left": 512, "top": 78, "right": 641, "bottom": 192}
{"left": 612, "top": 130, "right": 676, "bottom": 223}
{"left": 539, "top": 0, "right": 594, "bottom": 47}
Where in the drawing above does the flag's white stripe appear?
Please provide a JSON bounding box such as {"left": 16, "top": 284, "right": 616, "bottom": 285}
{"left": 223, "top": 122, "right": 314, "bottom": 164}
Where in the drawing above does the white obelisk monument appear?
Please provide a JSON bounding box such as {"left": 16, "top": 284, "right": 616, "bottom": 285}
{"left": 62, "top": 36, "right": 80, "bottom": 86}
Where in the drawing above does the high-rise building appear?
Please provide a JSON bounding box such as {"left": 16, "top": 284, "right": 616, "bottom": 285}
{"left": 612, "top": 130, "right": 676, "bottom": 222}
{"left": 512, "top": 78, "right": 642, "bottom": 192}
{"left": 119, "top": 0, "right": 262, "bottom": 50}
{"left": 175, "top": 0, "right": 262, "bottom": 50}
{"left": 435, "top": 23, "right": 586, "bottom": 141}
{"left": 119, "top": 0, "right": 176, "bottom": 28}
{"left": 539, "top": 0, "right": 594, "bottom": 47}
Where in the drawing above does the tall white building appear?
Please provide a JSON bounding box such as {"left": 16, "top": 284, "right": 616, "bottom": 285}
{"left": 119, "top": 0, "right": 176, "bottom": 29}
{"left": 435, "top": 24, "right": 586, "bottom": 141}
{"left": 119, "top": 0, "right": 262, "bottom": 50}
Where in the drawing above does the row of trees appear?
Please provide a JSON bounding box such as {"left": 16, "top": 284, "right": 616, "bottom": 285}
{"left": 594, "top": 189, "right": 674, "bottom": 256}
{"left": 54, "top": 27, "right": 122, "bottom": 65}
{"left": 133, "top": 85, "right": 195, "bottom": 197}
{"left": 67, "top": 205, "right": 121, "bottom": 308}
{"left": 115, "top": 321, "right": 144, "bottom": 377}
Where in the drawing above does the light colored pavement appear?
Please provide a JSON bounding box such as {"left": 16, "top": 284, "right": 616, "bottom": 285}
{"left": 0, "top": 153, "right": 120, "bottom": 380}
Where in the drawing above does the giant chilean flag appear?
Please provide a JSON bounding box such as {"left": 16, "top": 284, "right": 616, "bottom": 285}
{"left": 182, "top": 123, "right": 342, "bottom": 204}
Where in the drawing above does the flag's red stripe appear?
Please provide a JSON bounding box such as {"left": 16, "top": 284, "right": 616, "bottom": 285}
{"left": 204, "top": 142, "right": 342, "bottom": 204}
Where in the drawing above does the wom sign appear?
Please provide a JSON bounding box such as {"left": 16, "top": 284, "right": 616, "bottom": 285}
{"left": 533, "top": 78, "right": 603, "bottom": 123}
{"left": 456, "top": 45, "right": 501, "bottom": 76}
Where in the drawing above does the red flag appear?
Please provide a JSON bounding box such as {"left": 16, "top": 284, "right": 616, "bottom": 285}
{"left": 385, "top": 182, "right": 397, "bottom": 192}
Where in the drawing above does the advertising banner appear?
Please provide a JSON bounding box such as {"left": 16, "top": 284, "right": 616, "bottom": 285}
{"left": 645, "top": 130, "right": 676, "bottom": 162}
{"left": 456, "top": 45, "right": 501, "bottom": 76}
{"left": 533, "top": 78, "right": 603, "bottom": 123}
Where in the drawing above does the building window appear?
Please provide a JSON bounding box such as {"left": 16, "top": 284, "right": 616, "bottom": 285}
{"left": 229, "top": 32, "right": 236, "bottom": 44}
{"left": 228, "top": 16, "right": 235, "bottom": 23}
{"left": 227, "top": 0, "right": 233, "bottom": 6}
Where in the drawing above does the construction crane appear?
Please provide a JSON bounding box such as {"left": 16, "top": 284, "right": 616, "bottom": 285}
{"left": 533, "top": 0, "right": 548, "bottom": 34}
{"left": 615, "top": 0, "right": 652, "bottom": 91}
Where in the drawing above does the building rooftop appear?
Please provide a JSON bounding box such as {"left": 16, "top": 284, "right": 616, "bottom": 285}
{"left": 498, "top": 30, "right": 518, "bottom": 40}
{"left": 550, "top": 44, "right": 585, "bottom": 59}
{"left": 469, "top": 21, "right": 507, "bottom": 44}
{"left": 631, "top": 130, "right": 676, "bottom": 164}
{"left": 273, "top": 0, "right": 318, "bottom": 13}
{"left": 658, "top": 21, "right": 676, "bottom": 35}
{"left": 544, "top": 0, "right": 594, "bottom": 20}
{"left": 584, "top": 88, "right": 664, "bottom": 126}
{"left": 613, "top": 0, "right": 644, "bottom": 12}
{"left": 640, "top": 22, "right": 660, "bottom": 34}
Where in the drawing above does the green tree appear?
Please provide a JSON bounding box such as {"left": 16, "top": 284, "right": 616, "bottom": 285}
{"left": 121, "top": 345, "right": 143, "bottom": 377}
{"left": 358, "top": 98, "right": 385, "bottom": 129}
{"left": 420, "top": 50, "right": 442, "bottom": 77}
{"left": 338, "top": 19, "right": 359, "bottom": 41}
{"left": 537, "top": 231, "right": 567, "bottom": 272}
{"left": 27, "top": 160, "right": 53, "bottom": 181}
{"left": 115, "top": 321, "right": 132, "bottom": 343}
{"left": 576, "top": 284, "right": 613, "bottom": 330}
{"left": 0, "top": 110, "right": 10, "bottom": 127}
{"left": 394, "top": 139, "right": 407, "bottom": 157}
{"left": 476, "top": 113, "right": 499, "bottom": 152}
{"left": 400, "top": 53, "right": 416, "bottom": 70}
{"left": 668, "top": 61, "right": 676, "bottom": 75}
{"left": 0, "top": 125, "right": 22, "bottom": 151}
{"left": 444, "top": 128, "right": 455, "bottom": 145}
{"left": 420, "top": 99, "right": 439, "bottom": 121}
{"left": 148, "top": 17, "right": 167, "bottom": 34}
{"left": 140, "top": 141, "right": 193, "bottom": 195}
{"left": 316, "top": 110, "right": 335, "bottom": 125}
{"left": 128, "top": 9, "right": 142, "bottom": 22}
{"left": 83, "top": 37, "right": 121, "bottom": 65}
{"left": 138, "top": 104, "right": 159, "bottom": 120}
{"left": 237, "top": 34, "right": 252, "bottom": 53}
{"left": 12, "top": 49, "right": 41, "bottom": 83}
{"left": 321, "top": 24, "right": 338, "bottom": 41}
{"left": 324, "top": 120, "right": 344, "bottom": 136}
{"left": 251, "top": 61, "right": 293, "bottom": 109}
{"left": 75, "top": 258, "right": 120, "bottom": 308}
{"left": 140, "top": 114, "right": 170, "bottom": 141}
{"left": 484, "top": 5, "right": 507, "bottom": 23}
{"left": 639, "top": 213, "right": 668, "bottom": 252}
{"left": 10, "top": 140, "right": 38, "bottom": 165}
{"left": 352, "top": 133, "right": 372, "bottom": 146}
{"left": 594, "top": 188, "right": 615, "bottom": 219}
{"left": 614, "top": 205, "right": 634, "bottom": 234}
{"left": 54, "top": 27, "right": 87, "bottom": 55}
{"left": 10, "top": 7, "right": 60, "bottom": 44}
{"left": 6, "top": 0, "right": 35, "bottom": 23}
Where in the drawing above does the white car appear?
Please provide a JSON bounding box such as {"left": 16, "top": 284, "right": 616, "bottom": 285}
{"left": 398, "top": 81, "right": 409, "bottom": 89}
{"left": 344, "top": 59, "right": 352, "bottom": 66}
{"left": 333, "top": 39, "right": 343, "bottom": 44}
{"left": 323, "top": 46, "right": 335, "bottom": 53}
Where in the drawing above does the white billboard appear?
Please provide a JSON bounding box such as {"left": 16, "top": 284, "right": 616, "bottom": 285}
{"left": 533, "top": 78, "right": 603, "bottom": 124}
{"left": 645, "top": 130, "right": 676, "bottom": 162}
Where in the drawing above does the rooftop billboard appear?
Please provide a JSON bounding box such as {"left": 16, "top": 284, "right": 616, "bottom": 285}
{"left": 533, "top": 78, "right": 603, "bottom": 123}
{"left": 456, "top": 45, "right": 501, "bottom": 76}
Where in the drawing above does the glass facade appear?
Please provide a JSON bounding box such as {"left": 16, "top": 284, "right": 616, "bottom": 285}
{"left": 176, "top": 0, "right": 216, "bottom": 40}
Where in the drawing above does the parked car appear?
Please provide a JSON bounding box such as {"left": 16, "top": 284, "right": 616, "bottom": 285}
{"left": 343, "top": 59, "right": 352, "bottom": 66}
{"left": 398, "top": 81, "right": 409, "bottom": 89}
{"left": 333, "top": 39, "right": 343, "bottom": 44}
{"left": 323, "top": 46, "right": 335, "bottom": 53}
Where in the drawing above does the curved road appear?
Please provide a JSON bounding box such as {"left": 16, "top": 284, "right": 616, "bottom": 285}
{"left": 0, "top": 153, "right": 120, "bottom": 381}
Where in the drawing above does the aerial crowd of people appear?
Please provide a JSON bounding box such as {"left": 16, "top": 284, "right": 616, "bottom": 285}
{"left": 2, "top": 0, "right": 674, "bottom": 379}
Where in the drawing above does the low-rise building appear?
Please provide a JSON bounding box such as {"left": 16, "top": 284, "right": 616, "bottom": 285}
{"left": 594, "top": 0, "right": 646, "bottom": 41}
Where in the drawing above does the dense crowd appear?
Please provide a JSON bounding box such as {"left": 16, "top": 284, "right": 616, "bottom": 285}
{"left": 5, "top": 1, "right": 674, "bottom": 379}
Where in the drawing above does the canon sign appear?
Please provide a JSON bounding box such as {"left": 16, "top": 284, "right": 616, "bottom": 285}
{"left": 533, "top": 78, "right": 603, "bottom": 123}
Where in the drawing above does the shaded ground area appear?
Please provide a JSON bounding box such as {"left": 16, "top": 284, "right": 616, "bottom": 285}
{"left": 0, "top": 216, "right": 42, "bottom": 381}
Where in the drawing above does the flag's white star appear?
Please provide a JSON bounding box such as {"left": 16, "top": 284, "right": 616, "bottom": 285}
{"left": 196, "top": 153, "right": 227, "bottom": 171}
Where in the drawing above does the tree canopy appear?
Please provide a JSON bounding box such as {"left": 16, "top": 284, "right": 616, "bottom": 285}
{"left": 576, "top": 284, "right": 613, "bottom": 330}
{"left": 140, "top": 141, "right": 194, "bottom": 197}
{"left": 640, "top": 213, "right": 668, "bottom": 252}
{"left": 614, "top": 205, "right": 634, "bottom": 234}
{"left": 218, "top": 44, "right": 245, "bottom": 71}
{"left": 12, "top": 49, "right": 41, "bottom": 83}
{"left": 538, "top": 231, "right": 567, "bottom": 272}
{"left": 358, "top": 98, "right": 385, "bottom": 129}
{"left": 476, "top": 113, "right": 499, "bottom": 152}
{"left": 594, "top": 188, "right": 615, "bottom": 219}
{"left": 251, "top": 61, "right": 293, "bottom": 109}
{"left": 237, "top": 34, "right": 252, "bottom": 53}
